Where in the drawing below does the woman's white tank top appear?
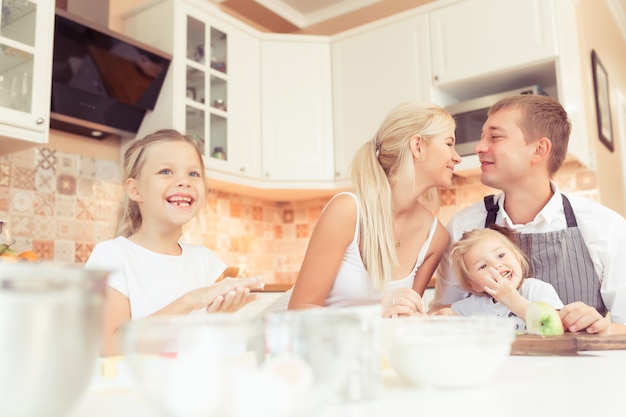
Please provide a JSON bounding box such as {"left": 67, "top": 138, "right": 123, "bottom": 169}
{"left": 324, "top": 192, "right": 438, "bottom": 307}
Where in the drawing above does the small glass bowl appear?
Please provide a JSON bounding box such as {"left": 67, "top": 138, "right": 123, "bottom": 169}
{"left": 382, "top": 316, "right": 516, "bottom": 388}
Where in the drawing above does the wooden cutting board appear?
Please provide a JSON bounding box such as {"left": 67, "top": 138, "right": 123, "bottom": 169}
{"left": 511, "top": 333, "right": 626, "bottom": 356}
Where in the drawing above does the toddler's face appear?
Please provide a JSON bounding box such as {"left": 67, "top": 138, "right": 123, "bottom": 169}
{"left": 462, "top": 234, "right": 523, "bottom": 293}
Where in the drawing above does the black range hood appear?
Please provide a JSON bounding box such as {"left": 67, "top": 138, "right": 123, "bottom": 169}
{"left": 50, "top": 9, "right": 171, "bottom": 139}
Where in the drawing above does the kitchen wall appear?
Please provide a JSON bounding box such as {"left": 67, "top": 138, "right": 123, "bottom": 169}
{"left": 108, "top": 0, "right": 626, "bottom": 216}
{"left": 0, "top": 133, "right": 598, "bottom": 284}
{"left": 3, "top": 0, "right": 614, "bottom": 284}
{"left": 575, "top": 0, "right": 626, "bottom": 215}
{"left": 0, "top": 143, "right": 323, "bottom": 284}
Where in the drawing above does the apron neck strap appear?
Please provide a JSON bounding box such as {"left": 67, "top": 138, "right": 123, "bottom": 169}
{"left": 483, "top": 193, "right": 578, "bottom": 228}
{"left": 561, "top": 195, "right": 577, "bottom": 227}
{"left": 484, "top": 194, "right": 498, "bottom": 227}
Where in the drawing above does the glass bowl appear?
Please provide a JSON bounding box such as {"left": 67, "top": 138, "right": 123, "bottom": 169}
{"left": 382, "top": 316, "right": 516, "bottom": 388}
{"left": 123, "top": 314, "right": 323, "bottom": 417}
{"left": 265, "top": 306, "right": 383, "bottom": 403}
{"left": 0, "top": 263, "right": 109, "bottom": 417}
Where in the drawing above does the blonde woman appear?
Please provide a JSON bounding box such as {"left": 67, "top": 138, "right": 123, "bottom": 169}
{"left": 86, "top": 129, "right": 262, "bottom": 356}
{"left": 288, "top": 102, "right": 461, "bottom": 318}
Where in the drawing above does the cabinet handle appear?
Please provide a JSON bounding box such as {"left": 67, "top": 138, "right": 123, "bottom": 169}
{"left": 433, "top": 75, "right": 439, "bottom": 82}
{"left": 335, "top": 171, "right": 341, "bottom": 177}
{"left": 264, "top": 171, "right": 270, "bottom": 177}
{"left": 36, "top": 118, "right": 45, "bottom": 125}
{"left": 239, "top": 166, "right": 246, "bottom": 172}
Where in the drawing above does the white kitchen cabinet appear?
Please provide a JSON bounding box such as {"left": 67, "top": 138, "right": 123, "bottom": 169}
{"left": 429, "top": 0, "right": 558, "bottom": 89}
{"left": 331, "top": 14, "right": 431, "bottom": 182}
{"left": 428, "top": 0, "right": 591, "bottom": 171}
{"left": 260, "top": 36, "right": 334, "bottom": 183}
{"left": 122, "top": 0, "right": 261, "bottom": 180}
{"left": 120, "top": 0, "right": 589, "bottom": 194}
{"left": 0, "top": 0, "right": 54, "bottom": 155}
{"left": 223, "top": 29, "right": 261, "bottom": 180}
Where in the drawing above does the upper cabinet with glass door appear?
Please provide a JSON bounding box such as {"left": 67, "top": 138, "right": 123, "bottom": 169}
{"left": 0, "top": 0, "right": 54, "bottom": 154}
{"left": 185, "top": 15, "right": 229, "bottom": 167}
{"left": 123, "top": 0, "right": 261, "bottom": 181}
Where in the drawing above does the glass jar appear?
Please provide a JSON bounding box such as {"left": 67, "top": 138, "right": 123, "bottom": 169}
{"left": 212, "top": 146, "right": 226, "bottom": 160}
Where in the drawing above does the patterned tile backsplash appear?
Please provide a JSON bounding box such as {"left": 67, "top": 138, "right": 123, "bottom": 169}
{"left": 0, "top": 146, "right": 599, "bottom": 284}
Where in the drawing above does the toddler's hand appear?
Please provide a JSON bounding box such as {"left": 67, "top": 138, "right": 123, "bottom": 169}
{"left": 483, "top": 267, "right": 517, "bottom": 304}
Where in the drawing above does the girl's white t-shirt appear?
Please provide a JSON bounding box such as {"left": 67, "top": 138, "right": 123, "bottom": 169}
{"left": 85, "top": 236, "right": 226, "bottom": 319}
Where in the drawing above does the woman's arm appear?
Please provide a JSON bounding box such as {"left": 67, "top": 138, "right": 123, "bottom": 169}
{"left": 288, "top": 194, "right": 357, "bottom": 309}
{"left": 412, "top": 221, "right": 449, "bottom": 297}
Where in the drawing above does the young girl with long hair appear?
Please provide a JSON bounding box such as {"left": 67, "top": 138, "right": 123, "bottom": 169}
{"left": 86, "top": 129, "right": 262, "bottom": 355}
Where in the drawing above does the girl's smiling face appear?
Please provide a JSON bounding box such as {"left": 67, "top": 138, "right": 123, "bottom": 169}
{"left": 127, "top": 141, "right": 206, "bottom": 229}
{"left": 462, "top": 234, "right": 524, "bottom": 294}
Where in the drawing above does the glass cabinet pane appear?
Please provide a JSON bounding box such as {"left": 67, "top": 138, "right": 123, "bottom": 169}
{"left": 187, "top": 16, "right": 205, "bottom": 63}
{"left": 186, "top": 67, "right": 205, "bottom": 104}
{"left": 209, "top": 27, "right": 227, "bottom": 74}
{"left": 209, "top": 114, "right": 227, "bottom": 160}
{"left": 0, "top": 0, "right": 37, "bottom": 47}
{"left": 207, "top": 26, "right": 228, "bottom": 162}
{"left": 210, "top": 75, "right": 227, "bottom": 112}
{"left": 0, "top": 0, "right": 36, "bottom": 112}
{"left": 186, "top": 106, "right": 205, "bottom": 152}
{"left": 0, "top": 43, "right": 33, "bottom": 112}
{"left": 185, "top": 14, "right": 229, "bottom": 164}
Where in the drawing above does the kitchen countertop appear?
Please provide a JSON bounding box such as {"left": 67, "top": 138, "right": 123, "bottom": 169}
{"left": 66, "top": 349, "right": 625, "bottom": 417}
{"left": 249, "top": 277, "right": 436, "bottom": 292}
{"left": 252, "top": 283, "right": 294, "bottom": 292}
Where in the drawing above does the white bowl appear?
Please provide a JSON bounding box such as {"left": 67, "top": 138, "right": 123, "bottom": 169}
{"left": 383, "top": 316, "right": 516, "bottom": 388}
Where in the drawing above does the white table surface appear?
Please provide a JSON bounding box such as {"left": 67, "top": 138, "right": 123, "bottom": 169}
{"left": 67, "top": 349, "right": 625, "bottom": 417}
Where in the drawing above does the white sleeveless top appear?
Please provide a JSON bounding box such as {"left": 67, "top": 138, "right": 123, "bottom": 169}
{"left": 324, "top": 192, "right": 438, "bottom": 307}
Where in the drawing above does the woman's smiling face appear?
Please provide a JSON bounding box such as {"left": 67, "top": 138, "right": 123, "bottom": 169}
{"left": 462, "top": 234, "right": 524, "bottom": 294}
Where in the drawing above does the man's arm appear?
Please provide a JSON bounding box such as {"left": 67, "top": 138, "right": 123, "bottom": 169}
{"left": 560, "top": 303, "right": 626, "bottom": 334}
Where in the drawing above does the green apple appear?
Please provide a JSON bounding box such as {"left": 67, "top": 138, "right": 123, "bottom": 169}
{"left": 525, "top": 301, "right": 564, "bottom": 336}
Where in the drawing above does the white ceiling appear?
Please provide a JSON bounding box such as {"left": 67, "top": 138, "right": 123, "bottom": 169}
{"left": 607, "top": 0, "right": 626, "bottom": 42}
{"left": 254, "top": 0, "right": 382, "bottom": 28}
{"left": 257, "top": 0, "right": 626, "bottom": 32}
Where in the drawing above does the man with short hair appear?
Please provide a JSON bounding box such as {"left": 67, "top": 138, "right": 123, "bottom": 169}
{"left": 433, "top": 94, "right": 626, "bottom": 334}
